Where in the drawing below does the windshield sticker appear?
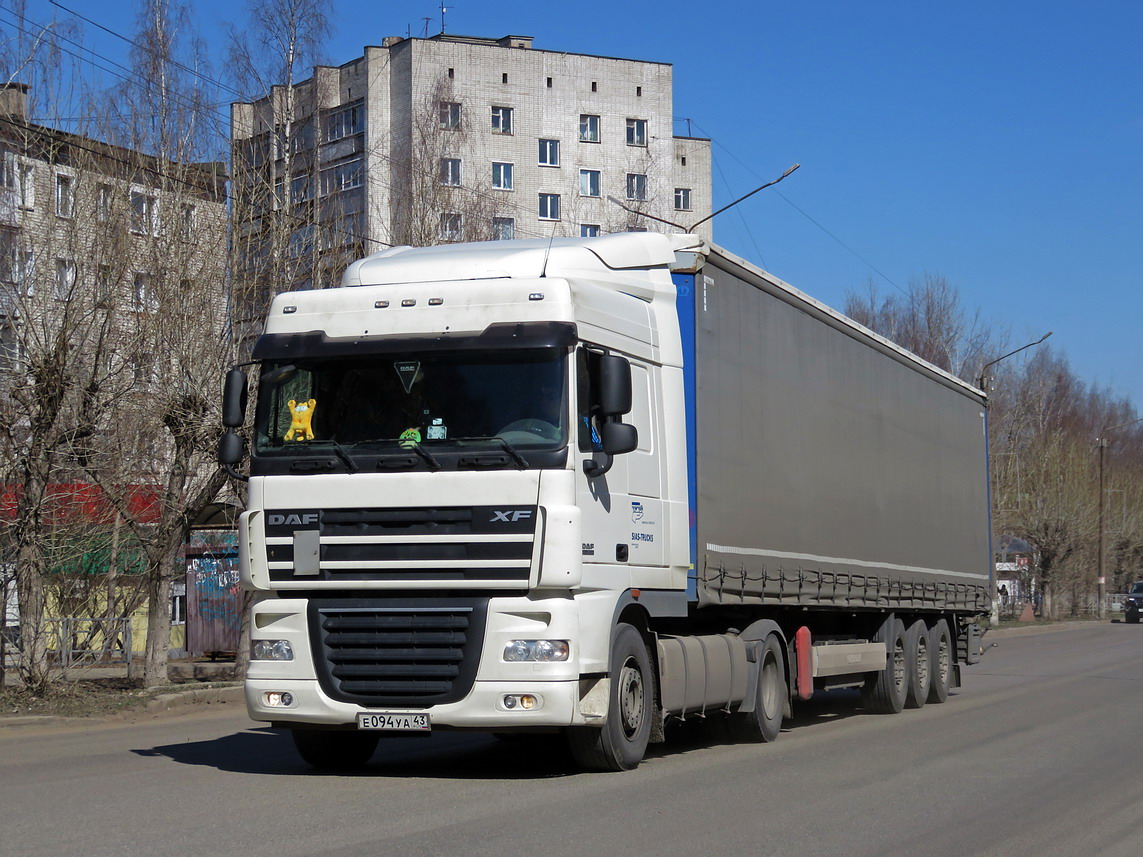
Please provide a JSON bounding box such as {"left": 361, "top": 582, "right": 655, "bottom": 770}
{"left": 427, "top": 418, "right": 447, "bottom": 440}
{"left": 395, "top": 361, "right": 421, "bottom": 394}
{"left": 399, "top": 427, "right": 422, "bottom": 446}
{"left": 284, "top": 399, "right": 316, "bottom": 442}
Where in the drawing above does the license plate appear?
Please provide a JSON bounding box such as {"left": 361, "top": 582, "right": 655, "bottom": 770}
{"left": 357, "top": 712, "right": 431, "bottom": 732}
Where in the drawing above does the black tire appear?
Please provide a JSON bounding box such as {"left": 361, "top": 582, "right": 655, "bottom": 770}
{"left": 290, "top": 729, "right": 380, "bottom": 771}
{"left": 862, "top": 615, "right": 907, "bottom": 714}
{"left": 566, "top": 624, "right": 653, "bottom": 772}
{"left": 904, "top": 619, "right": 930, "bottom": 709}
{"left": 729, "top": 634, "right": 786, "bottom": 743}
{"left": 926, "top": 619, "right": 952, "bottom": 704}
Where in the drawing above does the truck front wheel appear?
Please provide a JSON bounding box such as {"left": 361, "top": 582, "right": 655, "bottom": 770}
{"left": 290, "top": 729, "right": 380, "bottom": 771}
{"left": 566, "top": 624, "right": 653, "bottom": 772}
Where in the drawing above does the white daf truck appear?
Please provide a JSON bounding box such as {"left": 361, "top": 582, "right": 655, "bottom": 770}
{"left": 219, "top": 233, "right": 991, "bottom": 771}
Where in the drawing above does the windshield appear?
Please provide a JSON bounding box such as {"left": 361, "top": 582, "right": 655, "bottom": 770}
{"left": 1131, "top": 582, "right": 1143, "bottom": 595}
{"left": 254, "top": 347, "right": 568, "bottom": 464}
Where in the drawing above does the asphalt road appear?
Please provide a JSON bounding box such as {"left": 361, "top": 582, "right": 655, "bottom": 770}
{"left": 2, "top": 623, "right": 1141, "bottom": 857}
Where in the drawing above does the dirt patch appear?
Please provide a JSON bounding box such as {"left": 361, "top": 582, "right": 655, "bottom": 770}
{"left": 0, "top": 677, "right": 237, "bottom": 720}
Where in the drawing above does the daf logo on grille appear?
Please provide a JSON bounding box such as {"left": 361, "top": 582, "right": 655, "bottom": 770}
{"left": 268, "top": 513, "right": 319, "bottom": 526}
{"left": 491, "top": 510, "right": 532, "bottom": 523}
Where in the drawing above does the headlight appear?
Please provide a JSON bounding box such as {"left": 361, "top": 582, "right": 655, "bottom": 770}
{"left": 251, "top": 639, "right": 294, "bottom": 661}
{"left": 503, "top": 640, "right": 570, "bottom": 662}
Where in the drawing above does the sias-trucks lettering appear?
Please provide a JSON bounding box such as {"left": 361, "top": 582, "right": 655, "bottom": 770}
{"left": 219, "top": 233, "right": 991, "bottom": 772}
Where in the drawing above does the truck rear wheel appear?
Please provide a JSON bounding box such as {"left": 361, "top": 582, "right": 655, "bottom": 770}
{"left": 729, "top": 634, "right": 786, "bottom": 743}
{"left": 926, "top": 619, "right": 952, "bottom": 704}
{"left": 904, "top": 619, "right": 930, "bottom": 709}
{"left": 862, "top": 616, "right": 907, "bottom": 714}
{"left": 290, "top": 729, "right": 380, "bottom": 771}
{"left": 566, "top": 624, "right": 652, "bottom": 772}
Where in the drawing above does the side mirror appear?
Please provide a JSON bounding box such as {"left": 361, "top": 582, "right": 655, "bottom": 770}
{"left": 217, "top": 431, "right": 247, "bottom": 481}
{"left": 597, "top": 354, "right": 632, "bottom": 416}
{"left": 601, "top": 421, "right": 637, "bottom": 455}
{"left": 222, "top": 368, "right": 248, "bottom": 429}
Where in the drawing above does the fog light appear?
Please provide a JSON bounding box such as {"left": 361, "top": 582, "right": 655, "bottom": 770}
{"left": 502, "top": 694, "right": 542, "bottom": 711}
{"left": 503, "top": 640, "right": 569, "bottom": 662}
{"left": 252, "top": 639, "right": 294, "bottom": 661}
{"left": 264, "top": 691, "right": 295, "bottom": 707}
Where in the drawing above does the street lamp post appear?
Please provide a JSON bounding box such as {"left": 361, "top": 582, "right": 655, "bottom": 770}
{"left": 978, "top": 332, "right": 1053, "bottom": 626}
{"left": 1097, "top": 417, "right": 1143, "bottom": 618}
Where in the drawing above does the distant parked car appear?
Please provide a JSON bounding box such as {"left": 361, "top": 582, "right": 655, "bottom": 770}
{"left": 1125, "top": 582, "right": 1143, "bottom": 624}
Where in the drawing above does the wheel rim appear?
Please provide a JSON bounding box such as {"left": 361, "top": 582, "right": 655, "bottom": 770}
{"left": 892, "top": 641, "right": 906, "bottom": 691}
{"left": 916, "top": 636, "right": 929, "bottom": 690}
{"left": 760, "top": 652, "right": 780, "bottom": 717}
{"left": 936, "top": 635, "right": 950, "bottom": 685}
{"left": 618, "top": 657, "right": 645, "bottom": 738}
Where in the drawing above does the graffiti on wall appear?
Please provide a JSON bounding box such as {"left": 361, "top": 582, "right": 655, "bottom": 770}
{"left": 186, "top": 552, "right": 241, "bottom": 653}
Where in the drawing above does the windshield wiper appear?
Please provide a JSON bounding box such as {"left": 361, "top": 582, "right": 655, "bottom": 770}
{"left": 325, "top": 440, "right": 360, "bottom": 473}
{"left": 452, "top": 436, "right": 528, "bottom": 469}
{"left": 403, "top": 441, "right": 443, "bottom": 471}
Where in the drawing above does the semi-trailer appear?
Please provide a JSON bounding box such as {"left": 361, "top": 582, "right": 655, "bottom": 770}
{"left": 219, "top": 232, "right": 990, "bottom": 771}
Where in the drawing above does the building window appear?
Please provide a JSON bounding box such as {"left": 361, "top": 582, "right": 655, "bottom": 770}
{"left": 674, "top": 187, "right": 692, "bottom": 211}
{"left": 179, "top": 204, "right": 196, "bottom": 240}
{"left": 493, "top": 217, "right": 515, "bottom": 240}
{"left": 10, "top": 249, "right": 34, "bottom": 295}
{"left": 17, "top": 163, "right": 34, "bottom": 209}
{"left": 491, "top": 105, "right": 513, "bottom": 135}
{"left": 491, "top": 162, "right": 513, "bottom": 190}
{"left": 320, "top": 159, "right": 363, "bottom": 194}
{"left": 0, "top": 148, "right": 12, "bottom": 189}
{"left": 439, "top": 101, "right": 462, "bottom": 130}
{"left": 96, "top": 183, "right": 113, "bottom": 222}
{"left": 95, "top": 265, "right": 113, "bottom": 306}
{"left": 440, "top": 158, "right": 462, "bottom": 186}
{"left": 539, "top": 193, "right": 560, "bottom": 221}
{"left": 579, "top": 114, "right": 600, "bottom": 143}
{"left": 580, "top": 224, "right": 600, "bottom": 238}
{"left": 626, "top": 173, "right": 647, "bottom": 201}
{"left": 170, "top": 582, "right": 186, "bottom": 625}
{"left": 54, "top": 258, "right": 75, "bottom": 300}
{"left": 290, "top": 174, "right": 313, "bottom": 203}
{"left": 626, "top": 118, "right": 648, "bottom": 147}
{"left": 538, "top": 139, "right": 559, "bottom": 167}
{"left": 133, "top": 273, "right": 158, "bottom": 313}
{"left": 440, "top": 213, "right": 462, "bottom": 242}
{"left": 323, "top": 100, "right": 364, "bottom": 141}
{"left": 131, "top": 350, "right": 157, "bottom": 389}
{"left": 579, "top": 169, "right": 600, "bottom": 198}
{"left": 54, "top": 174, "right": 74, "bottom": 218}
{"left": 130, "top": 190, "right": 157, "bottom": 234}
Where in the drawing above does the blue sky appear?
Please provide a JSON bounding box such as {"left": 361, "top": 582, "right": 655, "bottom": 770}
{"left": 12, "top": 1, "right": 1143, "bottom": 408}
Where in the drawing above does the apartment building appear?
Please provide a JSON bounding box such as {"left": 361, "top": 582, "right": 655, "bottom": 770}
{"left": 0, "top": 82, "right": 227, "bottom": 376}
{"left": 230, "top": 33, "right": 712, "bottom": 294}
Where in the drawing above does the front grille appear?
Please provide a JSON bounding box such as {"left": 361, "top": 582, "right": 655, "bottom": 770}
{"left": 266, "top": 506, "right": 537, "bottom": 588}
{"left": 310, "top": 598, "right": 488, "bottom": 706}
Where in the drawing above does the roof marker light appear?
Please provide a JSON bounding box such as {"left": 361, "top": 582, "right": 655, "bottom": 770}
{"left": 374, "top": 300, "right": 389, "bottom": 308}
{"left": 429, "top": 297, "right": 444, "bottom": 306}
{"left": 401, "top": 299, "right": 416, "bottom": 307}
{"left": 529, "top": 293, "right": 544, "bottom": 301}
{"left": 282, "top": 306, "right": 297, "bottom": 314}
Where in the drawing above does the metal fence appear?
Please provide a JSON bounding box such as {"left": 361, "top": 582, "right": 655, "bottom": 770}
{"left": 45, "top": 617, "right": 133, "bottom": 677}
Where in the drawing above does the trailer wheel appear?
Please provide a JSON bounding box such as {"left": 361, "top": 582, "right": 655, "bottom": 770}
{"left": 566, "top": 624, "right": 652, "bottom": 772}
{"left": 862, "top": 616, "right": 907, "bottom": 714}
{"left": 904, "top": 619, "right": 930, "bottom": 709}
{"left": 729, "top": 634, "right": 786, "bottom": 743}
{"left": 926, "top": 619, "right": 952, "bottom": 704}
{"left": 290, "top": 729, "right": 380, "bottom": 770}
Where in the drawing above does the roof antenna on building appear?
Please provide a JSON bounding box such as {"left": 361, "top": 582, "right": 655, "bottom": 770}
{"left": 439, "top": 2, "right": 450, "bottom": 34}
{"left": 421, "top": 17, "right": 431, "bottom": 37}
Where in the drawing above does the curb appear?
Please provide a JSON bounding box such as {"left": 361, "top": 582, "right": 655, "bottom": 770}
{"left": 0, "top": 684, "right": 244, "bottom": 731}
